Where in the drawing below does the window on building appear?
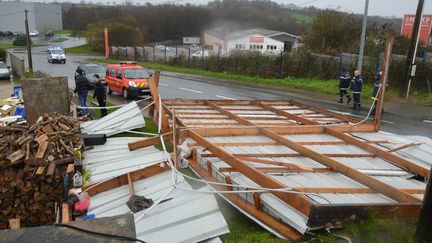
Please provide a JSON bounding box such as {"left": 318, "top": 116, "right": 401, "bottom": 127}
{"left": 260, "top": 45, "right": 263, "bottom": 49}
{"left": 249, "top": 45, "right": 253, "bottom": 49}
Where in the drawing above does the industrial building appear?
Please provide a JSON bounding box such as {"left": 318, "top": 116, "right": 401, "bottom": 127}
{"left": 203, "top": 28, "right": 301, "bottom": 54}
{"left": 0, "top": 2, "right": 62, "bottom": 34}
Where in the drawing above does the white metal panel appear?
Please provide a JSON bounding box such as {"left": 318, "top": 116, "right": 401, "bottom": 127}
{"left": 89, "top": 171, "right": 229, "bottom": 243}
{"left": 283, "top": 134, "right": 343, "bottom": 143}
{"left": 305, "top": 145, "right": 369, "bottom": 154}
{"left": 83, "top": 137, "right": 165, "bottom": 183}
{"left": 81, "top": 101, "right": 145, "bottom": 136}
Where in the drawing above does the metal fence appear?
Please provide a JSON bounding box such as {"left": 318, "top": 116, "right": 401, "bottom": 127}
{"left": 109, "top": 45, "right": 432, "bottom": 90}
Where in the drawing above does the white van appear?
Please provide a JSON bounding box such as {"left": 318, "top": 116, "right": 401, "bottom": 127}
{"left": 47, "top": 47, "right": 66, "bottom": 64}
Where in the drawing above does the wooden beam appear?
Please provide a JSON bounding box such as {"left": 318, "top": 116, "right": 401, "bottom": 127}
{"left": 62, "top": 203, "right": 70, "bottom": 223}
{"left": 188, "top": 158, "right": 305, "bottom": 241}
{"left": 218, "top": 167, "right": 331, "bottom": 173}
{"left": 260, "top": 128, "right": 422, "bottom": 203}
{"left": 127, "top": 173, "right": 134, "bottom": 196}
{"left": 128, "top": 133, "right": 173, "bottom": 151}
{"left": 149, "top": 74, "right": 171, "bottom": 133}
{"left": 84, "top": 164, "right": 169, "bottom": 196}
{"left": 188, "top": 129, "right": 313, "bottom": 216}
{"left": 387, "top": 142, "right": 424, "bottom": 153}
{"left": 325, "top": 127, "right": 429, "bottom": 177}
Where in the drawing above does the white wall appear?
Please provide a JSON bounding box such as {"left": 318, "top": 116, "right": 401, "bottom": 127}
{"left": 0, "top": 2, "right": 36, "bottom": 33}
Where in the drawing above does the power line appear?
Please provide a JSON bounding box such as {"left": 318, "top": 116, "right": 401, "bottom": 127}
{"left": 298, "top": 0, "right": 319, "bottom": 7}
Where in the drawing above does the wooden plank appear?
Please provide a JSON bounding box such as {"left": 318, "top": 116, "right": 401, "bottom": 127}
{"left": 188, "top": 140, "right": 395, "bottom": 147}
{"left": 291, "top": 100, "right": 362, "bottom": 124}
{"left": 84, "top": 164, "right": 169, "bottom": 196}
{"left": 253, "top": 193, "right": 262, "bottom": 209}
{"left": 188, "top": 129, "right": 313, "bottom": 216}
{"left": 188, "top": 158, "right": 305, "bottom": 241}
{"left": 9, "top": 219, "right": 20, "bottom": 230}
{"left": 62, "top": 203, "right": 70, "bottom": 223}
{"left": 261, "top": 128, "right": 422, "bottom": 203}
{"left": 128, "top": 133, "right": 173, "bottom": 151}
{"left": 374, "top": 32, "right": 394, "bottom": 130}
{"left": 237, "top": 157, "right": 315, "bottom": 171}
{"left": 218, "top": 167, "right": 331, "bottom": 173}
{"left": 387, "top": 142, "right": 424, "bottom": 152}
{"left": 35, "top": 139, "right": 48, "bottom": 159}
{"left": 148, "top": 74, "right": 171, "bottom": 133}
{"left": 202, "top": 153, "right": 374, "bottom": 158}
{"left": 325, "top": 127, "right": 429, "bottom": 177}
{"left": 127, "top": 173, "right": 134, "bottom": 196}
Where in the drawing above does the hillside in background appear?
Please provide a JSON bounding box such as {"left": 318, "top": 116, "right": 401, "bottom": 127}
{"left": 61, "top": 0, "right": 403, "bottom": 43}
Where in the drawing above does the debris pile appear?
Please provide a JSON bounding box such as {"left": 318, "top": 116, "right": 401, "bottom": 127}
{"left": 0, "top": 97, "right": 25, "bottom": 126}
{"left": 0, "top": 114, "right": 83, "bottom": 229}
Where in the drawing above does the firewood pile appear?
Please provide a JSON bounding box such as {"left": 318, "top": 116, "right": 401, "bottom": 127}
{"left": 0, "top": 114, "right": 83, "bottom": 229}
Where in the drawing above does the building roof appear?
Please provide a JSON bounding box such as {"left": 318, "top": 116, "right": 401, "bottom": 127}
{"left": 206, "top": 28, "right": 300, "bottom": 41}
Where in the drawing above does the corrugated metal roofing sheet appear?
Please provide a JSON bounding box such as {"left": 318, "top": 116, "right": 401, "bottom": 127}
{"left": 222, "top": 145, "right": 297, "bottom": 154}
{"left": 83, "top": 137, "right": 165, "bottom": 183}
{"left": 88, "top": 171, "right": 230, "bottom": 243}
{"left": 283, "top": 134, "right": 343, "bottom": 142}
{"left": 81, "top": 101, "right": 145, "bottom": 136}
{"left": 351, "top": 132, "right": 432, "bottom": 170}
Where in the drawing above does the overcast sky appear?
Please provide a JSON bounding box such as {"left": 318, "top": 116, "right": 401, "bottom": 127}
{"left": 8, "top": 0, "right": 432, "bottom": 18}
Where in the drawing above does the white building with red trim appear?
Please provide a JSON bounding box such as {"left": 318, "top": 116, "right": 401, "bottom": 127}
{"left": 203, "top": 28, "right": 300, "bottom": 55}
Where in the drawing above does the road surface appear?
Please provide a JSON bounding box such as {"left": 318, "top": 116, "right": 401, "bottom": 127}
{"left": 14, "top": 51, "right": 432, "bottom": 138}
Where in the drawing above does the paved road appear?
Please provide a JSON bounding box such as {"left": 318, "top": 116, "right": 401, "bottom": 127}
{"left": 16, "top": 51, "right": 432, "bottom": 138}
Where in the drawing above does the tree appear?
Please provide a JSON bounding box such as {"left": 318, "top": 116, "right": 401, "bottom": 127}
{"left": 302, "top": 10, "right": 362, "bottom": 55}
{"left": 13, "top": 34, "right": 30, "bottom": 46}
{"left": 84, "top": 17, "right": 143, "bottom": 52}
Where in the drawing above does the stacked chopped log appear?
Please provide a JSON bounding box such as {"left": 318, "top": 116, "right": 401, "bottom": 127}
{"left": 0, "top": 114, "right": 83, "bottom": 229}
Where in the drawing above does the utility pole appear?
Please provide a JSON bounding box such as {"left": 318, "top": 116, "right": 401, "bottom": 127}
{"left": 400, "top": 0, "right": 425, "bottom": 98}
{"left": 357, "top": 0, "right": 369, "bottom": 73}
{"left": 57, "top": 12, "right": 61, "bottom": 40}
{"left": 414, "top": 167, "right": 432, "bottom": 242}
{"left": 24, "top": 9, "right": 33, "bottom": 72}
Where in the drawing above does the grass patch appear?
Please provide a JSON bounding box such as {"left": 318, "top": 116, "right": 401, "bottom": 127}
{"left": 90, "top": 57, "right": 432, "bottom": 106}
{"left": 290, "top": 12, "right": 314, "bottom": 23}
{"left": 25, "top": 71, "right": 35, "bottom": 79}
{"left": 51, "top": 38, "right": 68, "bottom": 43}
{"left": 65, "top": 44, "right": 102, "bottom": 56}
{"left": 311, "top": 214, "right": 417, "bottom": 243}
{"left": 54, "top": 29, "right": 72, "bottom": 35}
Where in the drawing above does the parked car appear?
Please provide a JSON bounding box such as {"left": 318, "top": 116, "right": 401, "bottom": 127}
{"left": 0, "top": 62, "right": 10, "bottom": 80}
{"left": 74, "top": 63, "right": 106, "bottom": 89}
{"left": 47, "top": 47, "right": 66, "bottom": 64}
{"left": 45, "top": 31, "right": 54, "bottom": 37}
{"left": 155, "top": 44, "right": 170, "bottom": 52}
{"left": 192, "top": 50, "right": 209, "bottom": 58}
{"left": 29, "top": 30, "right": 39, "bottom": 37}
{"left": 105, "top": 61, "right": 150, "bottom": 99}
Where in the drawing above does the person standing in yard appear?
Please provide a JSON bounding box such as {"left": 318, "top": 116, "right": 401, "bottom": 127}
{"left": 74, "top": 68, "right": 90, "bottom": 120}
{"left": 338, "top": 68, "right": 352, "bottom": 104}
{"left": 93, "top": 74, "right": 107, "bottom": 117}
{"left": 350, "top": 70, "right": 363, "bottom": 111}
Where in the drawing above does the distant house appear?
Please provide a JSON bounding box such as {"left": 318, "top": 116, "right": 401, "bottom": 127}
{"left": 203, "top": 28, "right": 300, "bottom": 54}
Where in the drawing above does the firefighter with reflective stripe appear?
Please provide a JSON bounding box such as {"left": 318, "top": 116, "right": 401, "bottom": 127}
{"left": 338, "top": 68, "right": 352, "bottom": 104}
{"left": 371, "top": 71, "right": 382, "bottom": 115}
{"left": 350, "top": 70, "right": 363, "bottom": 111}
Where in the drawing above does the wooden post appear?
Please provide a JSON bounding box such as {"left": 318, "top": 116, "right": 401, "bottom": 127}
{"left": 414, "top": 167, "right": 432, "bottom": 242}
{"left": 9, "top": 219, "right": 20, "bottom": 230}
{"left": 374, "top": 32, "right": 394, "bottom": 130}
{"left": 172, "top": 110, "right": 177, "bottom": 168}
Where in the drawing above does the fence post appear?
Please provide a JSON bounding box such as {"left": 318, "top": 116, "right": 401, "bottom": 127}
{"left": 164, "top": 46, "right": 167, "bottom": 63}
{"left": 337, "top": 51, "right": 342, "bottom": 78}
{"left": 217, "top": 47, "right": 221, "bottom": 67}
{"left": 153, "top": 46, "right": 155, "bottom": 62}
{"left": 255, "top": 52, "right": 259, "bottom": 75}
{"left": 279, "top": 51, "right": 284, "bottom": 77}
{"left": 142, "top": 46, "right": 145, "bottom": 61}
{"left": 235, "top": 58, "right": 239, "bottom": 71}
{"left": 307, "top": 51, "right": 311, "bottom": 73}
{"left": 201, "top": 48, "right": 204, "bottom": 68}
{"left": 175, "top": 47, "right": 178, "bottom": 64}
{"left": 188, "top": 48, "right": 191, "bottom": 66}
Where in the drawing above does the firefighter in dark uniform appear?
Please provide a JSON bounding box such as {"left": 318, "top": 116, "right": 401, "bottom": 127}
{"left": 371, "top": 71, "right": 382, "bottom": 115}
{"left": 350, "top": 70, "right": 363, "bottom": 111}
{"left": 338, "top": 68, "right": 352, "bottom": 104}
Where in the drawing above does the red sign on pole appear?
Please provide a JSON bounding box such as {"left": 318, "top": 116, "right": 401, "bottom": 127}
{"left": 104, "top": 27, "right": 109, "bottom": 59}
{"left": 401, "top": 14, "right": 432, "bottom": 46}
